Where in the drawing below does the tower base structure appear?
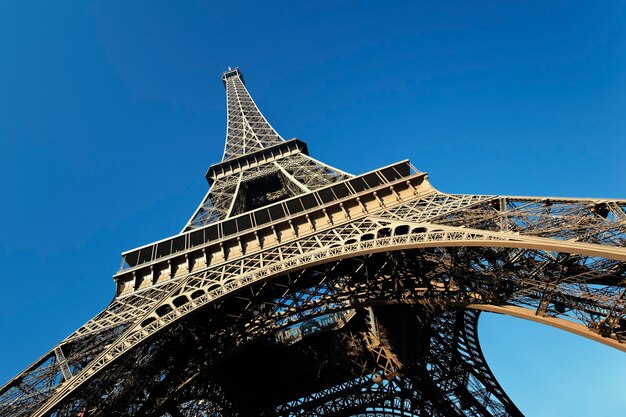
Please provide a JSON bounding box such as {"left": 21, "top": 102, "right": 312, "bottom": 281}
{"left": 1, "top": 69, "right": 625, "bottom": 417}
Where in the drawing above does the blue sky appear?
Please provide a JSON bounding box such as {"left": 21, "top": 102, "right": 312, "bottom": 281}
{"left": 0, "top": 1, "right": 625, "bottom": 415}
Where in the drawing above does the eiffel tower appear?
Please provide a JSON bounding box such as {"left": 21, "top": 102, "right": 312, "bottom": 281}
{"left": 1, "top": 68, "right": 625, "bottom": 417}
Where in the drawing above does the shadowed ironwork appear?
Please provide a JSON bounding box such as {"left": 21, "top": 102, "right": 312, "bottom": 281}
{"left": 1, "top": 69, "right": 624, "bottom": 417}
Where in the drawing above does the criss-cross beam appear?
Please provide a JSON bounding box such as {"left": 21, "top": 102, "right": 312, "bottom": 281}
{"left": 3, "top": 67, "right": 625, "bottom": 417}
{"left": 1, "top": 185, "right": 625, "bottom": 417}
{"left": 184, "top": 70, "right": 351, "bottom": 232}
{"left": 221, "top": 68, "right": 284, "bottom": 161}
{"left": 7, "top": 249, "right": 616, "bottom": 414}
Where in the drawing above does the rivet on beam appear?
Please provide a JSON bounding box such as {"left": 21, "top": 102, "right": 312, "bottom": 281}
{"left": 323, "top": 208, "right": 333, "bottom": 225}
{"left": 373, "top": 191, "right": 385, "bottom": 208}
{"left": 237, "top": 236, "right": 245, "bottom": 255}
{"left": 271, "top": 225, "right": 281, "bottom": 243}
{"left": 289, "top": 219, "right": 298, "bottom": 237}
{"left": 254, "top": 230, "right": 263, "bottom": 249}
{"left": 389, "top": 185, "right": 401, "bottom": 202}
{"left": 406, "top": 180, "right": 418, "bottom": 196}
{"left": 306, "top": 214, "right": 316, "bottom": 231}
{"left": 356, "top": 197, "right": 368, "bottom": 213}
{"left": 340, "top": 202, "right": 351, "bottom": 219}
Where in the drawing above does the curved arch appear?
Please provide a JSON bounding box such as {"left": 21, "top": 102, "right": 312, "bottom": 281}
{"left": 338, "top": 223, "right": 626, "bottom": 262}
{"left": 29, "top": 231, "right": 626, "bottom": 417}
{"left": 459, "top": 303, "right": 626, "bottom": 353}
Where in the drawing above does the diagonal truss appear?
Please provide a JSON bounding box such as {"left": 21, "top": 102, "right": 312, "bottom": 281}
{"left": 183, "top": 68, "right": 351, "bottom": 231}
{"left": 1, "top": 69, "right": 624, "bottom": 417}
{"left": 221, "top": 68, "right": 284, "bottom": 161}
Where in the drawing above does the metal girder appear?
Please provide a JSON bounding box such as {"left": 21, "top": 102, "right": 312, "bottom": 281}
{"left": 3, "top": 191, "right": 625, "bottom": 417}
{"left": 1, "top": 68, "right": 625, "bottom": 417}
{"left": 221, "top": 69, "right": 284, "bottom": 161}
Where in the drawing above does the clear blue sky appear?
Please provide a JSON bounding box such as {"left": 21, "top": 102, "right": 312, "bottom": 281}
{"left": 1, "top": 1, "right": 625, "bottom": 415}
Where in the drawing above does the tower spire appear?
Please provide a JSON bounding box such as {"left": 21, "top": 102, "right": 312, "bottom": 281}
{"left": 180, "top": 68, "right": 351, "bottom": 231}
{"left": 221, "top": 68, "right": 284, "bottom": 161}
{"left": 2, "top": 65, "right": 626, "bottom": 417}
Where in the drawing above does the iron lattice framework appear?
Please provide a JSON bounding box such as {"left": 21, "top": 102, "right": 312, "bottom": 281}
{"left": 1, "top": 68, "right": 625, "bottom": 417}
